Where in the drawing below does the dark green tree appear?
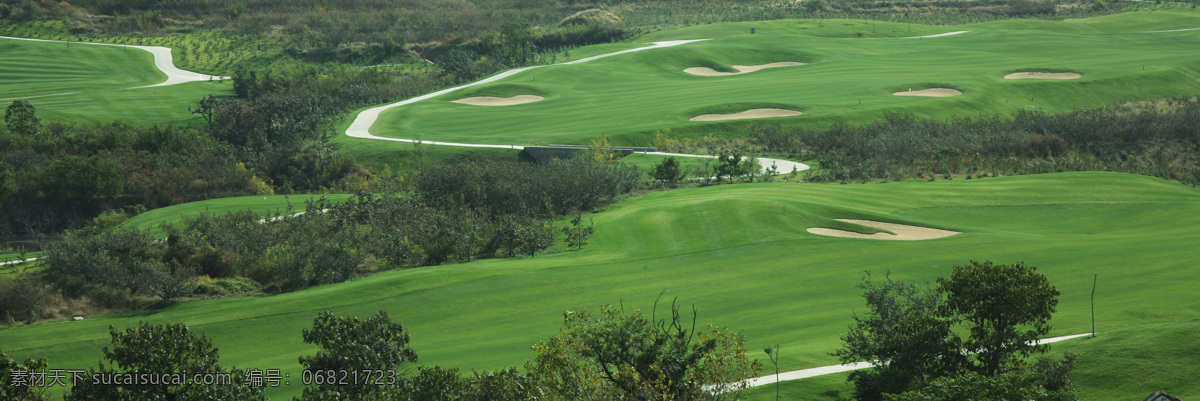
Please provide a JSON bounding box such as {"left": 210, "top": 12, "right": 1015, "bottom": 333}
{"left": 561, "top": 211, "right": 595, "bottom": 250}
{"left": 833, "top": 273, "right": 967, "bottom": 401}
{"left": 527, "top": 297, "right": 759, "bottom": 401}
{"left": 4, "top": 100, "right": 40, "bottom": 136}
{"left": 887, "top": 353, "right": 1077, "bottom": 401}
{"left": 66, "top": 322, "right": 264, "bottom": 401}
{"left": 838, "top": 263, "right": 1062, "bottom": 401}
{"left": 714, "top": 152, "right": 743, "bottom": 184}
{"left": 298, "top": 311, "right": 418, "bottom": 400}
{"left": 938, "top": 261, "right": 1060, "bottom": 376}
{"left": 651, "top": 157, "right": 687, "bottom": 187}
{"left": 0, "top": 348, "right": 48, "bottom": 401}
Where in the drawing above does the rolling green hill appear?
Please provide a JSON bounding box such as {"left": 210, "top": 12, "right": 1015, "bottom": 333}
{"left": 3, "top": 172, "right": 1197, "bottom": 399}
{"left": 0, "top": 37, "right": 231, "bottom": 125}
{"left": 366, "top": 9, "right": 1200, "bottom": 146}
{"left": 119, "top": 194, "right": 356, "bottom": 238}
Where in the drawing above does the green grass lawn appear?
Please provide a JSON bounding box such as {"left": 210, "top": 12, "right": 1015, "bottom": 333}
{"left": 120, "top": 194, "right": 356, "bottom": 238}
{"left": 366, "top": 9, "right": 1200, "bottom": 147}
{"left": 3, "top": 171, "right": 1197, "bottom": 400}
{"left": 0, "top": 37, "right": 232, "bottom": 125}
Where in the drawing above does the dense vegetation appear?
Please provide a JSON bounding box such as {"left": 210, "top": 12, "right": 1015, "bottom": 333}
{"left": 835, "top": 263, "right": 1069, "bottom": 400}
{"left": 0, "top": 156, "right": 636, "bottom": 323}
{"left": 0, "top": 99, "right": 372, "bottom": 237}
{"left": 705, "top": 97, "right": 1200, "bottom": 185}
{"left": 0, "top": 302, "right": 756, "bottom": 401}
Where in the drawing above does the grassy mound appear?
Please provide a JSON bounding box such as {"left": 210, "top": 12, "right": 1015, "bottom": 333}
{"left": 119, "top": 194, "right": 355, "bottom": 238}
{"left": 3, "top": 172, "right": 1197, "bottom": 399}
{"left": 559, "top": 9, "right": 625, "bottom": 29}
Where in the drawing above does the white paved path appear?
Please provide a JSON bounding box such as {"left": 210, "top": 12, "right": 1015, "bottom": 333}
{"left": 1144, "top": 27, "right": 1200, "bottom": 33}
{"left": 901, "top": 30, "right": 970, "bottom": 39}
{"left": 745, "top": 332, "right": 1093, "bottom": 388}
{"left": 0, "top": 257, "right": 38, "bottom": 266}
{"left": 0, "top": 35, "right": 230, "bottom": 87}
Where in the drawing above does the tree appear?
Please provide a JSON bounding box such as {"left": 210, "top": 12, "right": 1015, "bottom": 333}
{"left": 4, "top": 100, "right": 40, "bottom": 136}
{"left": 1, "top": 348, "right": 48, "bottom": 401}
{"left": 402, "top": 366, "right": 535, "bottom": 401}
{"left": 764, "top": 345, "right": 780, "bottom": 401}
{"left": 651, "top": 157, "right": 687, "bottom": 187}
{"left": 585, "top": 134, "right": 618, "bottom": 162}
{"left": 527, "top": 297, "right": 760, "bottom": 401}
{"left": 561, "top": 211, "right": 595, "bottom": 250}
{"left": 515, "top": 221, "right": 555, "bottom": 257}
{"left": 66, "top": 322, "right": 264, "bottom": 401}
{"left": 142, "top": 260, "right": 198, "bottom": 302}
{"left": 298, "top": 310, "right": 418, "bottom": 400}
{"left": 938, "top": 261, "right": 1060, "bottom": 377}
{"left": 887, "top": 354, "right": 1078, "bottom": 401}
{"left": 714, "top": 152, "right": 743, "bottom": 184}
{"left": 837, "top": 263, "right": 1062, "bottom": 401}
{"left": 188, "top": 94, "right": 221, "bottom": 124}
{"left": 833, "top": 273, "right": 966, "bottom": 401}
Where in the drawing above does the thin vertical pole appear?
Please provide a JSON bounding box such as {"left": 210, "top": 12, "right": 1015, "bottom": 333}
{"left": 1091, "top": 274, "right": 1097, "bottom": 337}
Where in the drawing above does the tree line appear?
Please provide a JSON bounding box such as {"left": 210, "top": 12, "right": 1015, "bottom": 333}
{"left": 1, "top": 298, "right": 758, "bottom": 401}
{"left": 731, "top": 97, "right": 1200, "bottom": 185}
{"left": 2, "top": 261, "right": 1074, "bottom": 400}
{"left": 0, "top": 99, "right": 373, "bottom": 238}
{"left": 0, "top": 155, "right": 637, "bottom": 323}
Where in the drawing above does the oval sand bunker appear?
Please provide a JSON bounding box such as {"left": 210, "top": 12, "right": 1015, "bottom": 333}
{"left": 684, "top": 62, "right": 807, "bottom": 76}
{"left": 451, "top": 95, "right": 544, "bottom": 106}
{"left": 807, "top": 219, "right": 959, "bottom": 240}
{"left": 690, "top": 108, "right": 802, "bottom": 122}
{"left": 1004, "top": 72, "right": 1081, "bottom": 80}
{"left": 894, "top": 88, "right": 962, "bottom": 97}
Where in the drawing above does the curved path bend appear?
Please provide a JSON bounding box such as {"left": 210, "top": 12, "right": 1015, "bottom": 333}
{"left": 0, "top": 35, "right": 230, "bottom": 87}
{"left": 343, "top": 39, "right": 809, "bottom": 175}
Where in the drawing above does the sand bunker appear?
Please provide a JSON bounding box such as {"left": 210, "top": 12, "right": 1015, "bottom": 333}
{"left": 807, "top": 219, "right": 959, "bottom": 240}
{"left": 451, "top": 95, "right": 544, "bottom": 106}
{"left": 684, "top": 62, "right": 808, "bottom": 76}
{"left": 690, "top": 108, "right": 802, "bottom": 122}
{"left": 894, "top": 88, "right": 962, "bottom": 97}
{"left": 1004, "top": 72, "right": 1081, "bottom": 80}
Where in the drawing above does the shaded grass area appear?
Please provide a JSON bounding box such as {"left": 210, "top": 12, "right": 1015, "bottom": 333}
{"left": 0, "top": 37, "right": 232, "bottom": 125}
{"left": 367, "top": 10, "right": 1200, "bottom": 147}
{"left": 2, "top": 172, "right": 1197, "bottom": 399}
{"left": 120, "top": 194, "right": 355, "bottom": 238}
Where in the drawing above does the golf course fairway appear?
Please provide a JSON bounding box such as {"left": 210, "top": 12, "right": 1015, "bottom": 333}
{"left": 2, "top": 171, "right": 1198, "bottom": 399}
{"left": 0, "top": 36, "right": 231, "bottom": 124}
{"left": 364, "top": 9, "right": 1200, "bottom": 146}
